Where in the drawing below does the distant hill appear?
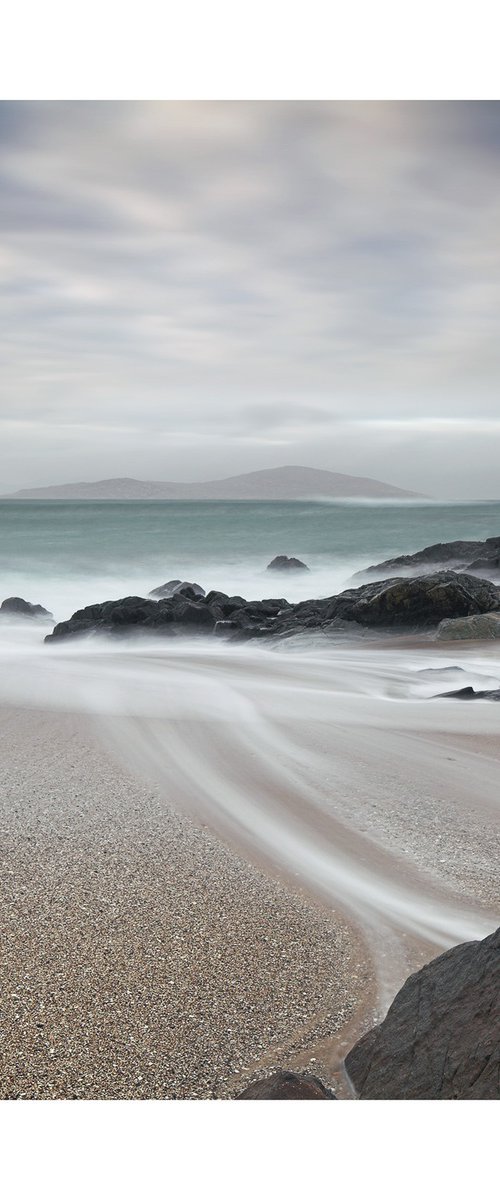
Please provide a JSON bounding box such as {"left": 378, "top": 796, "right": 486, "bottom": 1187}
{"left": 4, "top": 465, "right": 425, "bottom": 501}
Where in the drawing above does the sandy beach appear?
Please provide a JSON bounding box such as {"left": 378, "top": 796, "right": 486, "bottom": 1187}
{"left": 0, "top": 704, "right": 363, "bottom": 1100}
{"left": 1, "top": 633, "right": 499, "bottom": 1099}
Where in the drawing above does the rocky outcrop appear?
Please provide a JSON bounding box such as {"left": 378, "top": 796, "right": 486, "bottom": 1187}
{"left": 330, "top": 572, "right": 500, "bottom": 628}
{"left": 1, "top": 596, "right": 53, "bottom": 620}
{"left": 267, "top": 556, "right": 309, "bottom": 571}
{"left": 236, "top": 1071, "right": 335, "bottom": 1099}
{"left": 437, "top": 686, "right": 500, "bottom": 700}
{"left": 354, "top": 535, "right": 500, "bottom": 582}
{"left": 45, "top": 594, "right": 217, "bottom": 642}
{"left": 435, "top": 612, "right": 500, "bottom": 641}
{"left": 345, "top": 925, "right": 500, "bottom": 1099}
{"left": 149, "top": 580, "right": 205, "bottom": 600}
{"left": 44, "top": 572, "right": 500, "bottom": 644}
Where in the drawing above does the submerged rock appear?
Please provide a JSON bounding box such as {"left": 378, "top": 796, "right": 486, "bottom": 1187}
{"left": 1, "top": 596, "right": 53, "bottom": 620}
{"left": 437, "top": 685, "right": 500, "bottom": 700}
{"left": 267, "top": 555, "right": 309, "bottom": 572}
{"left": 435, "top": 612, "right": 500, "bottom": 641}
{"left": 345, "top": 925, "right": 500, "bottom": 1099}
{"left": 236, "top": 1071, "right": 335, "bottom": 1100}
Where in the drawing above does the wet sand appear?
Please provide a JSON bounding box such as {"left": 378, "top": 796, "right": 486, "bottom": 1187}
{"left": 1, "top": 635, "right": 499, "bottom": 1099}
{"left": 0, "top": 706, "right": 363, "bottom": 1099}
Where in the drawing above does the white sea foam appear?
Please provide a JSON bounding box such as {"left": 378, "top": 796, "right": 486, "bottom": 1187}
{"left": 1, "top": 631, "right": 498, "bottom": 1011}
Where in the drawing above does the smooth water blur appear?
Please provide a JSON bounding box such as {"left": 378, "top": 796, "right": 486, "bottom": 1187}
{"left": 1, "top": 498, "right": 500, "bottom": 622}
{"left": 1, "top": 499, "right": 499, "bottom": 1005}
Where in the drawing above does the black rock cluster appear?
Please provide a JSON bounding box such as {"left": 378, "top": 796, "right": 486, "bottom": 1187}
{"left": 44, "top": 570, "right": 500, "bottom": 644}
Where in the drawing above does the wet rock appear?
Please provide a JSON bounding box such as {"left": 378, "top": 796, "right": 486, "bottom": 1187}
{"left": 236, "top": 1071, "right": 335, "bottom": 1099}
{"left": 437, "top": 685, "right": 500, "bottom": 700}
{"left": 149, "top": 580, "right": 205, "bottom": 599}
{"left": 45, "top": 594, "right": 213, "bottom": 642}
{"left": 436, "top": 612, "right": 500, "bottom": 641}
{"left": 267, "top": 556, "right": 309, "bottom": 572}
{"left": 325, "top": 572, "right": 500, "bottom": 629}
{"left": 345, "top": 925, "right": 500, "bottom": 1099}
{"left": 1, "top": 596, "right": 53, "bottom": 620}
{"left": 354, "top": 535, "right": 500, "bottom": 582}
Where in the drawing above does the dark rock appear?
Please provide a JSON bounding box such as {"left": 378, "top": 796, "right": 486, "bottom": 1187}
{"left": 345, "top": 925, "right": 500, "bottom": 1099}
{"left": 168, "top": 600, "right": 216, "bottom": 628}
{"left": 149, "top": 580, "right": 205, "bottom": 599}
{"left": 328, "top": 572, "right": 500, "bottom": 628}
{"left": 466, "top": 554, "right": 500, "bottom": 574}
{"left": 1, "top": 596, "right": 53, "bottom": 620}
{"left": 236, "top": 1071, "right": 335, "bottom": 1100}
{"left": 267, "top": 556, "right": 309, "bottom": 572}
{"left": 354, "top": 535, "right": 500, "bottom": 583}
{"left": 354, "top": 540, "right": 486, "bottom": 580}
{"left": 204, "top": 590, "right": 230, "bottom": 607}
{"left": 437, "top": 686, "right": 500, "bottom": 701}
{"left": 46, "top": 593, "right": 216, "bottom": 642}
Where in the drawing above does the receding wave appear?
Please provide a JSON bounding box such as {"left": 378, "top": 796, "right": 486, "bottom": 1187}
{"left": 1, "top": 631, "right": 498, "bottom": 1013}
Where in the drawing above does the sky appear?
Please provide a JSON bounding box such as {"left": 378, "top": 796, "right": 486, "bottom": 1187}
{"left": 1, "top": 100, "right": 500, "bottom": 498}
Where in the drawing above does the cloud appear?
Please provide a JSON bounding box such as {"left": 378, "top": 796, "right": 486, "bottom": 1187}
{"left": 1, "top": 101, "right": 500, "bottom": 496}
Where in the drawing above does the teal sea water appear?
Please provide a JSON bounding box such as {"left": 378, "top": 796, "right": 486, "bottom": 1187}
{"left": 1, "top": 498, "right": 500, "bottom": 623}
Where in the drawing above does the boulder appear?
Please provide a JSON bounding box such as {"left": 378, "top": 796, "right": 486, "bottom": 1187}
{"left": 236, "top": 1071, "right": 335, "bottom": 1100}
{"left": 267, "top": 556, "right": 309, "bottom": 572}
{"left": 436, "top": 612, "right": 500, "bottom": 641}
{"left": 149, "top": 580, "right": 205, "bottom": 599}
{"left": 329, "top": 572, "right": 500, "bottom": 628}
{"left": 345, "top": 925, "right": 500, "bottom": 1099}
{"left": 1, "top": 596, "right": 53, "bottom": 620}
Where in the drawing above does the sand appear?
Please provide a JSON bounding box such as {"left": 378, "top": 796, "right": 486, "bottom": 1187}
{"left": 0, "top": 706, "right": 363, "bottom": 1100}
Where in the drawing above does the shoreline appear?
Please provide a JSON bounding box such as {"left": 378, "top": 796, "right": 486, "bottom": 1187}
{"left": 0, "top": 704, "right": 361, "bottom": 1100}
{"left": 1, "top": 631, "right": 499, "bottom": 1099}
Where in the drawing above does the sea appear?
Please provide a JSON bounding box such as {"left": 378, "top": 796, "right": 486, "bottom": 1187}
{"left": 1, "top": 497, "right": 500, "bottom": 624}
{"left": 1, "top": 496, "right": 499, "bottom": 998}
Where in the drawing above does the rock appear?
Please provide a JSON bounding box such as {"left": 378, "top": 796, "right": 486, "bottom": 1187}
{"left": 354, "top": 540, "right": 486, "bottom": 580}
{"left": 327, "top": 572, "right": 500, "bottom": 629}
{"left": 437, "top": 686, "right": 500, "bottom": 701}
{"left": 236, "top": 1071, "right": 335, "bottom": 1100}
{"left": 1, "top": 596, "right": 53, "bottom": 620}
{"left": 345, "top": 925, "right": 500, "bottom": 1099}
{"left": 149, "top": 580, "right": 205, "bottom": 599}
{"left": 45, "top": 569, "right": 500, "bottom": 645}
{"left": 267, "top": 556, "right": 309, "bottom": 572}
{"left": 436, "top": 612, "right": 500, "bottom": 641}
{"left": 167, "top": 600, "right": 216, "bottom": 629}
{"left": 46, "top": 592, "right": 217, "bottom": 642}
{"left": 353, "top": 537, "right": 500, "bottom": 584}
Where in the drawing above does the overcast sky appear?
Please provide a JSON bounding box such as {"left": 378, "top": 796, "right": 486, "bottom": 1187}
{"left": 1, "top": 100, "right": 500, "bottom": 497}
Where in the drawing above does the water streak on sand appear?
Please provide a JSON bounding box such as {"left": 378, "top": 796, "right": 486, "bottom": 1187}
{"left": 1, "top": 627, "right": 499, "bottom": 1011}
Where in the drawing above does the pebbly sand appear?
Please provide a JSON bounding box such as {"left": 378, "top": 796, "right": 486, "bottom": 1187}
{"left": 0, "top": 705, "right": 365, "bottom": 1100}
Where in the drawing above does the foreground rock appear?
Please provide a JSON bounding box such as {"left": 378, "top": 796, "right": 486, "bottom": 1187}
{"left": 345, "top": 925, "right": 500, "bottom": 1099}
{"left": 1, "top": 596, "right": 53, "bottom": 620}
{"left": 45, "top": 571, "right": 500, "bottom": 644}
{"left": 236, "top": 1071, "right": 335, "bottom": 1100}
{"left": 436, "top": 612, "right": 500, "bottom": 640}
{"left": 267, "top": 555, "right": 309, "bottom": 571}
{"left": 355, "top": 534, "right": 500, "bottom": 582}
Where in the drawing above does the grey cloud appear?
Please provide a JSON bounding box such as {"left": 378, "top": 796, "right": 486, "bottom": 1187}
{"left": 1, "top": 101, "right": 500, "bottom": 495}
